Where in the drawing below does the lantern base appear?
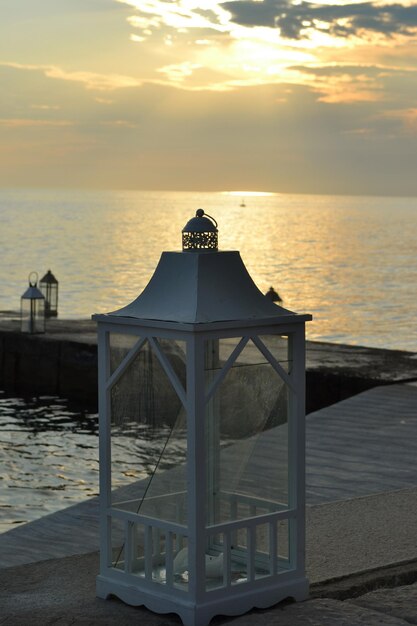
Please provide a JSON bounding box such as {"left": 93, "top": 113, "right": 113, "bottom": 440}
{"left": 96, "top": 572, "right": 309, "bottom": 626}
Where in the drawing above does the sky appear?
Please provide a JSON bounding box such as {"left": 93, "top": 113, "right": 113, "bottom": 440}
{"left": 1, "top": 0, "right": 417, "bottom": 195}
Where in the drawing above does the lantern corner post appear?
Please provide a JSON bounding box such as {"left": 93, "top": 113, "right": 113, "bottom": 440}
{"left": 185, "top": 332, "right": 207, "bottom": 604}
{"left": 289, "top": 322, "right": 309, "bottom": 594}
{"left": 96, "top": 322, "right": 112, "bottom": 577}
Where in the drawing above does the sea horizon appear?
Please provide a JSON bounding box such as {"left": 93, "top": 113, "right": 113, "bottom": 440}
{"left": 1, "top": 187, "right": 416, "bottom": 352}
{"left": 2, "top": 185, "right": 417, "bottom": 200}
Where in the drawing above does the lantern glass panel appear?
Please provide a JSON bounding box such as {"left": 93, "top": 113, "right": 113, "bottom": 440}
{"left": 255, "top": 522, "right": 271, "bottom": 579}
{"left": 215, "top": 336, "right": 245, "bottom": 364}
{"left": 276, "top": 518, "right": 292, "bottom": 571}
{"left": 43, "top": 283, "right": 58, "bottom": 315}
{"left": 109, "top": 333, "right": 187, "bottom": 387}
{"left": 109, "top": 333, "right": 141, "bottom": 375}
{"left": 204, "top": 531, "right": 226, "bottom": 589}
{"left": 111, "top": 517, "right": 125, "bottom": 571}
{"left": 132, "top": 526, "right": 171, "bottom": 584}
{"left": 258, "top": 334, "right": 292, "bottom": 373}
{"left": 204, "top": 336, "right": 289, "bottom": 527}
{"left": 50, "top": 283, "right": 58, "bottom": 310}
{"left": 21, "top": 298, "right": 45, "bottom": 333}
{"left": 170, "top": 533, "right": 190, "bottom": 589}
{"left": 109, "top": 336, "right": 187, "bottom": 525}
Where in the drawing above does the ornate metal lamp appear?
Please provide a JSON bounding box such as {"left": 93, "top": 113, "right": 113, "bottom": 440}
{"left": 182, "top": 208, "right": 218, "bottom": 250}
{"left": 21, "top": 272, "right": 46, "bottom": 334}
{"left": 93, "top": 210, "right": 311, "bottom": 626}
{"left": 39, "top": 269, "right": 59, "bottom": 317}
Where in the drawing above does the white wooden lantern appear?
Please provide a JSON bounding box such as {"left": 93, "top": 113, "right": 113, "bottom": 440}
{"left": 93, "top": 210, "right": 312, "bottom": 626}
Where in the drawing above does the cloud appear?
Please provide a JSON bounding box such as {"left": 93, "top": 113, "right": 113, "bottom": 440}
{"left": 30, "top": 104, "right": 61, "bottom": 110}
{"left": 221, "top": 0, "right": 417, "bottom": 40}
{"left": 99, "top": 119, "right": 139, "bottom": 128}
{"left": 1, "top": 62, "right": 141, "bottom": 91}
{"left": 0, "top": 118, "right": 73, "bottom": 128}
{"left": 119, "top": 0, "right": 230, "bottom": 34}
{"left": 157, "top": 61, "right": 202, "bottom": 82}
{"left": 288, "top": 62, "right": 386, "bottom": 101}
{"left": 5, "top": 0, "right": 129, "bottom": 18}
{"left": 95, "top": 97, "right": 115, "bottom": 105}
{"left": 1, "top": 0, "right": 416, "bottom": 194}
{"left": 381, "top": 107, "right": 417, "bottom": 131}
{"left": 1, "top": 64, "right": 417, "bottom": 194}
{"left": 110, "top": 0, "right": 417, "bottom": 102}
{"left": 44, "top": 66, "right": 141, "bottom": 90}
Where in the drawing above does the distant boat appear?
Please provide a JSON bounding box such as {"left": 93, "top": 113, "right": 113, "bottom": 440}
{"left": 240, "top": 199, "right": 246, "bottom": 207}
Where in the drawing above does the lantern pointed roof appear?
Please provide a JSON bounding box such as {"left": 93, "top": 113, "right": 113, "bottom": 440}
{"left": 100, "top": 250, "right": 300, "bottom": 325}
{"left": 21, "top": 272, "right": 45, "bottom": 300}
{"left": 40, "top": 269, "right": 58, "bottom": 284}
{"left": 94, "top": 209, "right": 311, "bottom": 327}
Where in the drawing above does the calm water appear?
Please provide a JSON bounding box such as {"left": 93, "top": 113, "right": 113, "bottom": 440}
{"left": 1, "top": 188, "right": 416, "bottom": 350}
{"left": 0, "top": 392, "right": 187, "bottom": 533}
{"left": 1, "top": 188, "right": 417, "bottom": 533}
{"left": 0, "top": 394, "right": 99, "bottom": 533}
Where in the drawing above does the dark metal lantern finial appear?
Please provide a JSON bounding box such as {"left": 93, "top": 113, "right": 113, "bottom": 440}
{"left": 182, "top": 209, "right": 218, "bottom": 252}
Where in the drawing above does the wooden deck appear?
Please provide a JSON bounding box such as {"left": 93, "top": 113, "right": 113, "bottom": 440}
{"left": 306, "top": 382, "right": 417, "bottom": 504}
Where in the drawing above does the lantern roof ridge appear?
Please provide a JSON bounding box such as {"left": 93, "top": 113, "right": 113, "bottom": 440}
{"left": 21, "top": 285, "right": 45, "bottom": 300}
{"left": 97, "top": 250, "right": 303, "bottom": 324}
{"left": 21, "top": 272, "right": 45, "bottom": 301}
{"left": 40, "top": 269, "right": 58, "bottom": 284}
{"left": 182, "top": 209, "right": 218, "bottom": 234}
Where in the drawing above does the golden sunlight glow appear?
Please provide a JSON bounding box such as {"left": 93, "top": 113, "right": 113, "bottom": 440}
{"left": 114, "top": 0, "right": 405, "bottom": 104}
{"left": 224, "top": 191, "right": 278, "bottom": 197}
{"left": 1, "top": 0, "right": 417, "bottom": 195}
{"left": 229, "top": 38, "right": 315, "bottom": 66}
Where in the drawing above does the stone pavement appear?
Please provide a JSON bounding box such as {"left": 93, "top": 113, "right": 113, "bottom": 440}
{"left": 1, "top": 485, "right": 417, "bottom": 581}
{"left": 1, "top": 550, "right": 417, "bottom": 625}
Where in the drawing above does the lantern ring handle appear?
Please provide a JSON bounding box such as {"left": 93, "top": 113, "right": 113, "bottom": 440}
{"left": 28, "top": 271, "right": 38, "bottom": 287}
{"left": 195, "top": 208, "right": 218, "bottom": 228}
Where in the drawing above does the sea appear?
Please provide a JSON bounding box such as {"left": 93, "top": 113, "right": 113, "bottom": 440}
{"left": 1, "top": 188, "right": 416, "bottom": 533}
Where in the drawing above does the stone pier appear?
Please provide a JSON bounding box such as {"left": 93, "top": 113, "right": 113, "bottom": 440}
{"left": 1, "top": 316, "right": 416, "bottom": 411}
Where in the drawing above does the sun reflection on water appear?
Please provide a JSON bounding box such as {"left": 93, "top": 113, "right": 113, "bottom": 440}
{"left": 0, "top": 189, "right": 416, "bottom": 350}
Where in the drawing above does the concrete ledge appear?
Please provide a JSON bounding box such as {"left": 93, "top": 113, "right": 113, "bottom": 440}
{"left": 0, "top": 319, "right": 97, "bottom": 406}
{"left": 1, "top": 318, "right": 417, "bottom": 411}
{"left": 2, "top": 488, "right": 417, "bottom": 625}
{"left": 306, "top": 487, "right": 417, "bottom": 584}
{"left": 310, "top": 558, "right": 417, "bottom": 600}
{"left": 305, "top": 340, "right": 417, "bottom": 412}
{"left": 1, "top": 486, "right": 417, "bottom": 580}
